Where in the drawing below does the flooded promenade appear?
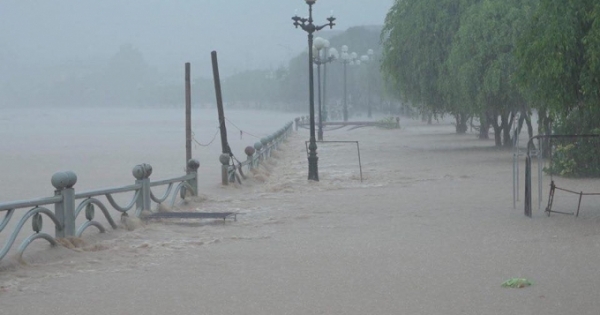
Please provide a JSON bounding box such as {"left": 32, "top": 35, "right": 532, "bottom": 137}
{"left": 2, "top": 116, "right": 600, "bottom": 314}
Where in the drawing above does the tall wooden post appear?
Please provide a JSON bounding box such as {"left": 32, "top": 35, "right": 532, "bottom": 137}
{"left": 211, "top": 51, "right": 231, "bottom": 155}
{"left": 185, "top": 63, "right": 192, "bottom": 173}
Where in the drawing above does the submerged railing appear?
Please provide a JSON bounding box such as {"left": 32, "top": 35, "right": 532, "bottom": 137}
{"left": 523, "top": 134, "right": 600, "bottom": 217}
{"left": 221, "top": 121, "right": 294, "bottom": 185}
{"left": 0, "top": 159, "right": 200, "bottom": 262}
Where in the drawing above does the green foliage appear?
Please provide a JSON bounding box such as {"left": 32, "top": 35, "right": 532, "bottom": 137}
{"left": 382, "top": 0, "right": 511, "bottom": 134}
{"left": 514, "top": 0, "right": 600, "bottom": 176}
{"left": 381, "top": 0, "right": 463, "bottom": 116}
{"left": 547, "top": 144, "right": 577, "bottom": 177}
{"left": 515, "top": 0, "right": 600, "bottom": 115}
{"left": 501, "top": 278, "right": 532, "bottom": 288}
{"left": 376, "top": 116, "right": 400, "bottom": 129}
{"left": 546, "top": 120, "right": 600, "bottom": 178}
{"left": 446, "top": 0, "right": 533, "bottom": 112}
{"left": 546, "top": 139, "right": 600, "bottom": 178}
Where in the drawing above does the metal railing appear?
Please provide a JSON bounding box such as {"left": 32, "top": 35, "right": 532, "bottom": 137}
{"left": 523, "top": 134, "right": 600, "bottom": 217}
{"left": 221, "top": 121, "right": 294, "bottom": 185}
{"left": 0, "top": 159, "right": 200, "bottom": 262}
{"left": 512, "top": 119, "right": 544, "bottom": 210}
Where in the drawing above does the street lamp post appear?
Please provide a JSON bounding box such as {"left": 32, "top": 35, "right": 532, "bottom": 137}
{"left": 361, "top": 49, "right": 374, "bottom": 118}
{"left": 292, "top": 0, "right": 336, "bottom": 181}
{"left": 323, "top": 45, "right": 339, "bottom": 124}
{"left": 313, "top": 38, "right": 338, "bottom": 141}
{"left": 340, "top": 46, "right": 357, "bottom": 122}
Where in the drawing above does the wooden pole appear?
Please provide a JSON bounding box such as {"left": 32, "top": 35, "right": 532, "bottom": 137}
{"left": 185, "top": 63, "right": 192, "bottom": 173}
{"left": 211, "top": 51, "right": 231, "bottom": 155}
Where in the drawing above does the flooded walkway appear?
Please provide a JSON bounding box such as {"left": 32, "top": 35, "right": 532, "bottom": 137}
{"left": 2, "top": 118, "right": 600, "bottom": 315}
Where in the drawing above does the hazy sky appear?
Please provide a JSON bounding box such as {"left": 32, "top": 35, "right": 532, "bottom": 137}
{"left": 1, "top": 0, "right": 394, "bottom": 76}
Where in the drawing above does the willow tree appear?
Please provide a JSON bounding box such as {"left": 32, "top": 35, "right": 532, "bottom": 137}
{"left": 516, "top": 0, "right": 600, "bottom": 134}
{"left": 381, "top": 0, "right": 472, "bottom": 133}
{"left": 445, "top": 0, "right": 536, "bottom": 146}
{"left": 516, "top": 0, "right": 600, "bottom": 174}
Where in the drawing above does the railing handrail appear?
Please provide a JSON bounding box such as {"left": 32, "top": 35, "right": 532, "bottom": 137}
{"left": 75, "top": 184, "right": 142, "bottom": 199}
{"left": 150, "top": 174, "right": 195, "bottom": 187}
{"left": 229, "top": 140, "right": 278, "bottom": 171}
{"left": 222, "top": 120, "right": 295, "bottom": 185}
{"left": 0, "top": 158, "right": 202, "bottom": 262}
{"left": 0, "top": 173, "right": 198, "bottom": 213}
{"left": 0, "top": 195, "right": 63, "bottom": 212}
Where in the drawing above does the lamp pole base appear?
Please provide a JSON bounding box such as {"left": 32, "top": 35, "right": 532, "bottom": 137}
{"left": 308, "top": 152, "right": 319, "bottom": 181}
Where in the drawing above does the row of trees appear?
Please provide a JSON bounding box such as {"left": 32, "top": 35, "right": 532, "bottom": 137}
{"left": 381, "top": 0, "right": 600, "bottom": 148}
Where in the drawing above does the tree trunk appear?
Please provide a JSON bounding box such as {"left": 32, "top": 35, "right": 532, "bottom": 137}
{"left": 517, "top": 110, "right": 534, "bottom": 141}
{"left": 490, "top": 113, "right": 502, "bottom": 146}
{"left": 454, "top": 113, "right": 468, "bottom": 134}
{"left": 525, "top": 114, "right": 533, "bottom": 140}
{"left": 502, "top": 112, "right": 514, "bottom": 148}
{"left": 479, "top": 114, "right": 490, "bottom": 139}
{"left": 537, "top": 109, "right": 553, "bottom": 157}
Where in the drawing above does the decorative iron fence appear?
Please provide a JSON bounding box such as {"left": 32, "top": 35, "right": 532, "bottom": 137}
{"left": 221, "top": 121, "right": 294, "bottom": 185}
{"left": 0, "top": 159, "right": 200, "bottom": 262}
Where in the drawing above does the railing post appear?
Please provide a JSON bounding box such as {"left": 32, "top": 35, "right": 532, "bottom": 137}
{"left": 245, "top": 146, "right": 256, "bottom": 171}
{"left": 220, "top": 154, "right": 230, "bottom": 186}
{"left": 295, "top": 118, "right": 300, "bottom": 131}
{"left": 51, "top": 171, "right": 77, "bottom": 238}
{"left": 525, "top": 155, "right": 532, "bottom": 217}
{"left": 254, "top": 142, "right": 263, "bottom": 166}
{"left": 187, "top": 159, "right": 200, "bottom": 196}
{"left": 133, "top": 163, "right": 152, "bottom": 212}
{"left": 261, "top": 138, "right": 269, "bottom": 158}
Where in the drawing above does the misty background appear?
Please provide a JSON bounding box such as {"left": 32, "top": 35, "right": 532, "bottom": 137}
{"left": 0, "top": 0, "right": 394, "bottom": 108}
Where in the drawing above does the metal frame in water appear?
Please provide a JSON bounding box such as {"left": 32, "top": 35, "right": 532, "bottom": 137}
{"left": 523, "top": 134, "right": 600, "bottom": 217}
{"left": 304, "top": 140, "right": 363, "bottom": 183}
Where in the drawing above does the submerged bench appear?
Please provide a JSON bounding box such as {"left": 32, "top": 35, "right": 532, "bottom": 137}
{"left": 142, "top": 212, "right": 237, "bottom": 222}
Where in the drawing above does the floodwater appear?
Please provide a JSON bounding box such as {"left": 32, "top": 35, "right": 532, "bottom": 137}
{"left": 2, "top": 110, "right": 600, "bottom": 315}
{"left": 0, "top": 106, "right": 298, "bottom": 200}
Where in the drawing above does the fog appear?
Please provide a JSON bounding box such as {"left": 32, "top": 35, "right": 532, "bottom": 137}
{"left": 1, "top": 0, "right": 393, "bottom": 108}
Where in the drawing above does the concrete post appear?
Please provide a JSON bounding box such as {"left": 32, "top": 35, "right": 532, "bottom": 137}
{"left": 245, "top": 146, "right": 256, "bottom": 171}
{"left": 187, "top": 159, "right": 200, "bottom": 196}
{"left": 220, "top": 154, "right": 230, "bottom": 186}
{"left": 51, "top": 171, "right": 77, "bottom": 238}
{"left": 261, "top": 137, "right": 269, "bottom": 159}
{"left": 254, "top": 142, "right": 263, "bottom": 166}
{"left": 133, "top": 163, "right": 152, "bottom": 212}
